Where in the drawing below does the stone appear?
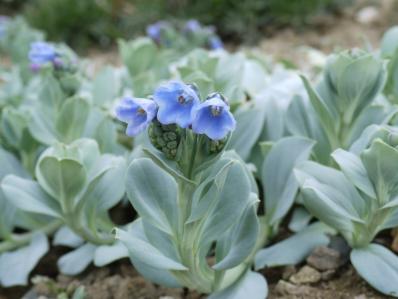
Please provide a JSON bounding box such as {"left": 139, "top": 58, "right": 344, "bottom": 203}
{"left": 275, "top": 280, "right": 316, "bottom": 296}
{"left": 282, "top": 265, "right": 297, "bottom": 280}
{"left": 321, "top": 269, "right": 336, "bottom": 281}
{"left": 307, "top": 246, "right": 345, "bottom": 271}
{"left": 354, "top": 295, "right": 367, "bottom": 299}
{"left": 289, "top": 266, "right": 321, "bottom": 284}
{"left": 356, "top": 6, "right": 380, "bottom": 24}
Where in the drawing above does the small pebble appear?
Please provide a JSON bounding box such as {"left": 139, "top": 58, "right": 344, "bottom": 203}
{"left": 275, "top": 280, "right": 316, "bottom": 296}
{"left": 290, "top": 265, "right": 321, "bottom": 284}
{"left": 307, "top": 246, "right": 345, "bottom": 271}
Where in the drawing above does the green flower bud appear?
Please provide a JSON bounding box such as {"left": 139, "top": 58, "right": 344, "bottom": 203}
{"left": 208, "top": 136, "right": 228, "bottom": 154}
{"left": 148, "top": 120, "right": 181, "bottom": 159}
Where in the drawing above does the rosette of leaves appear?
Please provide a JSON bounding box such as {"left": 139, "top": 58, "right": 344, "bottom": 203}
{"left": 26, "top": 72, "right": 123, "bottom": 155}
{"left": 295, "top": 125, "right": 398, "bottom": 297}
{"left": 146, "top": 20, "right": 222, "bottom": 53}
{"left": 1, "top": 138, "right": 127, "bottom": 276}
{"left": 227, "top": 66, "right": 306, "bottom": 164}
{"left": 0, "top": 147, "right": 61, "bottom": 287}
{"left": 288, "top": 49, "right": 389, "bottom": 165}
{"left": 172, "top": 49, "right": 247, "bottom": 108}
{"left": 118, "top": 37, "right": 176, "bottom": 97}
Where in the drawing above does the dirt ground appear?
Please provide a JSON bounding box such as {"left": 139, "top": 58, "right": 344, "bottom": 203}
{"left": 1, "top": 259, "right": 388, "bottom": 299}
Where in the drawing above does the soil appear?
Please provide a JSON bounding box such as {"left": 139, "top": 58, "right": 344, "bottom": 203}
{"left": 0, "top": 259, "right": 389, "bottom": 299}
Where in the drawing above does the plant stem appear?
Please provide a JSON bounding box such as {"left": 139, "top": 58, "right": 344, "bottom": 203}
{"left": 0, "top": 220, "right": 62, "bottom": 253}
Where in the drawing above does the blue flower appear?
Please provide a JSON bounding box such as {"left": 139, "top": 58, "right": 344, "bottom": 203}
{"left": 115, "top": 97, "right": 158, "bottom": 136}
{"left": 28, "top": 42, "right": 57, "bottom": 66}
{"left": 153, "top": 81, "right": 200, "bottom": 128}
{"left": 192, "top": 93, "right": 236, "bottom": 140}
{"left": 208, "top": 36, "right": 223, "bottom": 50}
{"left": 184, "top": 20, "right": 201, "bottom": 33}
{"left": 146, "top": 21, "right": 168, "bottom": 42}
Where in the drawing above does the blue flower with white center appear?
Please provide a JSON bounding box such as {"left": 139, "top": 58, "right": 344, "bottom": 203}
{"left": 192, "top": 93, "right": 236, "bottom": 140}
{"left": 28, "top": 41, "right": 57, "bottom": 66}
{"left": 208, "top": 36, "right": 223, "bottom": 50}
{"left": 115, "top": 97, "right": 158, "bottom": 136}
{"left": 153, "top": 81, "right": 200, "bottom": 128}
{"left": 184, "top": 19, "right": 201, "bottom": 33}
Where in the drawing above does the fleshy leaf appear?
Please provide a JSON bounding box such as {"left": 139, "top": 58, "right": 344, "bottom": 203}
{"left": 351, "top": 244, "right": 398, "bottom": 297}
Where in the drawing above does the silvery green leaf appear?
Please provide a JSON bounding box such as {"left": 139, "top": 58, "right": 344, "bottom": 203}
{"left": 361, "top": 140, "right": 398, "bottom": 205}
{"left": 213, "top": 194, "right": 259, "bottom": 270}
{"left": 255, "top": 222, "right": 333, "bottom": 269}
{"left": 351, "top": 244, "right": 398, "bottom": 297}
{"left": 58, "top": 243, "right": 96, "bottom": 275}
{"left": 94, "top": 241, "right": 128, "bottom": 267}
{"left": 72, "top": 138, "right": 101, "bottom": 171}
{"left": 188, "top": 160, "right": 234, "bottom": 224}
{"left": 82, "top": 155, "right": 126, "bottom": 211}
{"left": 242, "top": 60, "right": 267, "bottom": 97}
{"left": 349, "top": 124, "right": 384, "bottom": 154}
{"left": 381, "top": 26, "right": 398, "bottom": 57}
{"left": 1, "top": 175, "right": 60, "bottom": 217}
{"left": 142, "top": 148, "right": 195, "bottom": 185}
{"left": 332, "top": 149, "right": 376, "bottom": 198}
{"left": 228, "top": 106, "right": 265, "bottom": 161}
{"left": 296, "top": 161, "right": 367, "bottom": 222}
{"left": 92, "top": 66, "right": 119, "bottom": 106}
{"left": 263, "top": 96, "right": 286, "bottom": 141}
{"left": 125, "top": 158, "right": 178, "bottom": 235}
{"left": 0, "top": 148, "right": 30, "bottom": 237}
{"left": 382, "top": 209, "right": 398, "bottom": 229}
{"left": 94, "top": 117, "right": 123, "bottom": 154}
{"left": 208, "top": 270, "right": 268, "bottom": 299}
{"left": 142, "top": 220, "right": 183, "bottom": 265}
{"left": 346, "top": 105, "right": 386, "bottom": 146}
{"left": 262, "top": 136, "right": 315, "bottom": 225}
{"left": 300, "top": 75, "right": 337, "bottom": 145}
{"left": 337, "top": 55, "right": 386, "bottom": 120}
{"left": 0, "top": 148, "right": 30, "bottom": 178}
{"left": 29, "top": 108, "right": 58, "bottom": 145}
{"left": 132, "top": 259, "right": 181, "bottom": 288}
{"left": 198, "top": 162, "right": 252, "bottom": 246}
{"left": 38, "top": 73, "right": 65, "bottom": 116}
{"left": 53, "top": 226, "right": 84, "bottom": 248}
{"left": 116, "top": 220, "right": 180, "bottom": 287}
{"left": 0, "top": 233, "right": 48, "bottom": 287}
{"left": 56, "top": 97, "right": 90, "bottom": 143}
{"left": 119, "top": 38, "right": 158, "bottom": 75}
{"left": 115, "top": 223, "right": 187, "bottom": 270}
{"left": 286, "top": 96, "right": 331, "bottom": 164}
{"left": 288, "top": 206, "right": 312, "bottom": 232}
{"left": 36, "top": 157, "right": 87, "bottom": 206}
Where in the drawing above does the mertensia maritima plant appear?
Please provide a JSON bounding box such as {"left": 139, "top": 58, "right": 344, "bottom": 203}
{"left": 114, "top": 80, "right": 268, "bottom": 298}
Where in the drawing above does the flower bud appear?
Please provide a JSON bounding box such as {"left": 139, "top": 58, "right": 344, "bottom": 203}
{"left": 148, "top": 119, "right": 181, "bottom": 159}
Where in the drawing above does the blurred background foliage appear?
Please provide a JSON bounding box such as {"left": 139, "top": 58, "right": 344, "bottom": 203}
{"left": 0, "top": 0, "right": 352, "bottom": 50}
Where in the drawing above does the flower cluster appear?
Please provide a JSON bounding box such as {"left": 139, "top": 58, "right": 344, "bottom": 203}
{"left": 28, "top": 41, "right": 59, "bottom": 71}
{"left": 146, "top": 21, "right": 169, "bottom": 44}
{"left": 146, "top": 19, "right": 223, "bottom": 50}
{"left": 115, "top": 80, "right": 235, "bottom": 141}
